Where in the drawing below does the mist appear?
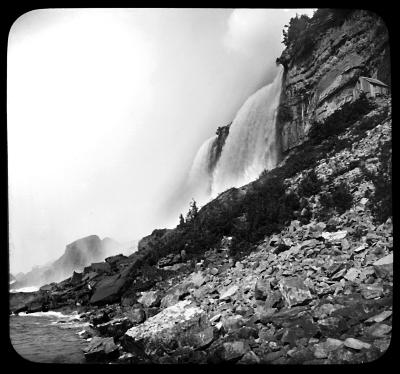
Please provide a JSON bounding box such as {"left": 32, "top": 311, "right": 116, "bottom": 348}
{"left": 8, "top": 8, "right": 314, "bottom": 274}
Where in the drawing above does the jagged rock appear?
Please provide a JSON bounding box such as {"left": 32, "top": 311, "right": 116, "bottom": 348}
{"left": 313, "top": 338, "right": 344, "bottom": 358}
{"left": 83, "top": 336, "right": 119, "bottom": 362}
{"left": 220, "top": 341, "right": 249, "bottom": 362}
{"left": 90, "top": 273, "right": 130, "bottom": 305}
{"left": 105, "top": 254, "right": 128, "bottom": 266}
{"left": 254, "top": 277, "right": 271, "bottom": 300}
{"left": 321, "top": 231, "right": 348, "bottom": 242}
{"left": 365, "top": 310, "right": 392, "bottom": 324}
{"left": 222, "top": 315, "right": 245, "bottom": 332}
{"left": 160, "top": 282, "right": 191, "bottom": 308}
{"left": 125, "top": 308, "right": 146, "bottom": 325}
{"left": 263, "top": 350, "right": 285, "bottom": 362}
{"left": 209, "top": 313, "right": 222, "bottom": 324}
{"left": 70, "top": 271, "right": 83, "bottom": 285}
{"left": 278, "top": 277, "right": 313, "bottom": 307}
{"left": 122, "top": 300, "right": 207, "bottom": 357}
{"left": 238, "top": 350, "right": 261, "bottom": 364}
{"left": 78, "top": 329, "right": 93, "bottom": 339}
{"left": 344, "top": 268, "right": 360, "bottom": 282}
{"left": 137, "top": 291, "right": 161, "bottom": 308}
{"left": 96, "top": 317, "right": 133, "bottom": 339}
{"left": 188, "top": 326, "right": 216, "bottom": 349}
{"left": 344, "top": 338, "right": 371, "bottom": 350}
{"left": 365, "top": 323, "right": 392, "bottom": 338}
{"left": 90, "top": 310, "right": 110, "bottom": 325}
{"left": 360, "top": 284, "right": 384, "bottom": 299}
{"left": 157, "top": 253, "right": 181, "bottom": 268}
{"left": 90, "top": 262, "right": 112, "bottom": 274}
{"left": 219, "top": 285, "right": 238, "bottom": 301}
{"left": 373, "top": 254, "right": 393, "bottom": 278}
{"left": 160, "top": 293, "right": 180, "bottom": 308}
{"left": 190, "top": 272, "right": 206, "bottom": 288}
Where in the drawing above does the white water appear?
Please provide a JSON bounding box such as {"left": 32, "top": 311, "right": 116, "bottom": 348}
{"left": 211, "top": 67, "right": 283, "bottom": 196}
{"left": 18, "top": 311, "right": 79, "bottom": 318}
{"left": 187, "top": 135, "right": 218, "bottom": 205}
{"left": 11, "top": 286, "right": 40, "bottom": 293}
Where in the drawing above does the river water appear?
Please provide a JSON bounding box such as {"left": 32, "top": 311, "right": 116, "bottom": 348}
{"left": 10, "top": 311, "right": 89, "bottom": 363}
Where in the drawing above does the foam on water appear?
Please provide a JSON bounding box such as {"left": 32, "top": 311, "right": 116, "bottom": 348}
{"left": 18, "top": 310, "right": 80, "bottom": 319}
{"left": 11, "top": 286, "right": 40, "bottom": 293}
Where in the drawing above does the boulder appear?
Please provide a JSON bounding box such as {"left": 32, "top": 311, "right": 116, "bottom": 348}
{"left": 160, "top": 282, "right": 191, "bottom": 308}
{"left": 190, "top": 272, "right": 206, "bottom": 288}
{"left": 105, "top": 254, "right": 128, "bottom": 266}
{"left": 137, "top": 291, "right": 161, "bottom": 308}
{"left": 321, "top": 231, "right": 348, "bottom": 241}
{"left": 90, "top": 310, "right": 110, "bottom": 326}
{"left": 344, "top": 268, "right": 360, "bottom": 282}
{"left": 343, "top": 338, "right": 371, "bottom": 350}
{"left": 238, "top": 350, "right": 261, "bottom": 364}
{"left": 360, "top": 284, "right": 384, "bottom": 300}
{"left": 365, "top": 323, "right": 392, "bottom": 338}
{"left": 89, "top": 262, "right": 112, "bottom": 274}
{"left": 70, "top": 271, "right": 83, "bottom": 285}
{"left": 373, "top": 253, "right": 393, "bottom": 278}
{"left": 254, "top": 278, "right": 271, "bottom": 300}
{"left": 220, "top": 341, "right": 250, "bottom": 362}
{"left": 96, "top": 317, "right": 133, "bottom": 339}
{"left": 222, "top": 315, "right": 245, "bottom": 332}
{"left": 126, "top": 308, "right": 146, "bottom": 325}
{"left": 89, "top": 274, "right": 130, "bottom": 305}
{"left": 219, "top": 285, "right": 239, "bottom": 301}
{"left": 83, "top": 336, "right": 119, "bottom": 362}
{"left": 365, "top": 310, "right": 392, "bottom": 324}
{"left": 313, "top": 338, "right": 344, "bottom": 358}
{"left": 278, "top": 277, "right": 313, "bottom": 307}
{"left": 122, "top": 300, "right": 207, "bottom": 358}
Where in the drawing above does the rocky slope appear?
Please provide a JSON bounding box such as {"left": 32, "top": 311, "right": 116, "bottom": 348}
{"left": 10, "top": 9, "right": 392, "bottom": 365}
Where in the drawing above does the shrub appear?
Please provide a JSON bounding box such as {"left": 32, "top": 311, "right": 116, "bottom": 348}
{"left": 308, "top": 94, "right": 375, "bottom": 143}
{"left": 320, "top": 182, "right": 354, "bottom": 215}
{"left": 361, "top": 140, "right": 392, "bottom": 223}
{"left": 297, "top": 170, "right": 322, "bottom": 198}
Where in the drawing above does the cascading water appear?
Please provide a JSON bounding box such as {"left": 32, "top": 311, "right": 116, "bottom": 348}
{"left": 211, "top": 67, "right": 283, "bottom": 196}
{"left": 187, "top": 134, "right": 218, "bottom": 205}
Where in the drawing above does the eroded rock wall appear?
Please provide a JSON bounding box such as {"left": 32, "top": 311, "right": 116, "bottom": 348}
{"left": 277, "top": 10, "right": 390, "bottom": 153}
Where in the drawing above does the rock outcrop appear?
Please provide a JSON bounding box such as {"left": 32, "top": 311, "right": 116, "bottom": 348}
{"left": 276, "top": 10, "right": 390, "bottom": 153}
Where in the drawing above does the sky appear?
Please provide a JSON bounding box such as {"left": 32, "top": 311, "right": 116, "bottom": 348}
{"left": 8, "top": 8, "right": 315, "bottom": 274}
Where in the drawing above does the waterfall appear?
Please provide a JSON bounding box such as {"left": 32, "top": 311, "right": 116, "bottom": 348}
{"left": 187, "top": 135, "right": 218, "bottom": 205}
{"left": 211, "top": 67, "right": 283, "bottom": 196}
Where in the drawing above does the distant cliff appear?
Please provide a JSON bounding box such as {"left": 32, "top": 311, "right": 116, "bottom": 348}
{"left": 276, "top": 9, "right": 390, "bottom": 153}
{"left": 11, "top": 235, "right": 122, "bottom": 289}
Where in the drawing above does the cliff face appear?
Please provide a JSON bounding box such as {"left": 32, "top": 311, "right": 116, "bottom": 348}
{"left": 11, "top": 235, "right": 121, "bottom": 289}
{"left": 276, "top": 10, "right": 390, "bottom": 153}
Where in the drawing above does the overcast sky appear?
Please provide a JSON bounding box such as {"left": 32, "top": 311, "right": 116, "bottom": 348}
{"left": 8, "top": 8, "right": 314, "bottom": 273}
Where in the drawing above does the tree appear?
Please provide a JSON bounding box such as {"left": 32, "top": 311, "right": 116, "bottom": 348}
{"left": 178, "top": 213, "right": 185, "bottom": 227}
{"left": 185, "top": 199, "right": 199, "bottom": 223}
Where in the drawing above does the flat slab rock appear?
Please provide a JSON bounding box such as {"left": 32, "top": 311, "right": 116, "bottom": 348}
{"left": 123, "top": 300, "right": 207, "bottom": 356}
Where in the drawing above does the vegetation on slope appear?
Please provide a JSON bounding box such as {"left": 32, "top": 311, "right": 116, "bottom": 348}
{"left": 147, "top": 95, "right": 390, "bottom": 263}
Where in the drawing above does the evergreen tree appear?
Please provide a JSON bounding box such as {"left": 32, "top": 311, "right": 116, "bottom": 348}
{"left": 185, "top": 199, "right": 199, "bottom": 223}
{"left": 178, "top": 213, "right": 185, "bottom": 227}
